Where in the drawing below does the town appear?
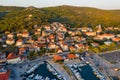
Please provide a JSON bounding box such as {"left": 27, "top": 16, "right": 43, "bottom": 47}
{"left": 0, "top": 22, "right": 120, "bottom": 80}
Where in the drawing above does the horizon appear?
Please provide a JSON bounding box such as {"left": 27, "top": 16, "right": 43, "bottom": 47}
{"left": 0, "top": 0, "right": 120, "bottom": 10}
{"left": 0, "top": 4, "right": 120, "bottom": 10}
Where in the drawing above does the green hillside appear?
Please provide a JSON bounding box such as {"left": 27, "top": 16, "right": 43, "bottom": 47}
{"left": 0, "top": 5, "right": 120, "bottom": 31}
{"left": 0, "top": 6, "right": 24, "bottom": 12}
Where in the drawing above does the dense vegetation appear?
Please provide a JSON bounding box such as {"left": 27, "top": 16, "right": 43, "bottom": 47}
{"left": 0, "top": 5, "right": 120, "bottom": 32}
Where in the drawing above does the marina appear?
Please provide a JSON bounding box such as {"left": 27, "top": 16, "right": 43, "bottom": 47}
{"left": 68, "top": 62, "right": 106, "bottom": 80}
{"left": 23, "top": 61, "right": 66, "bottom": 80}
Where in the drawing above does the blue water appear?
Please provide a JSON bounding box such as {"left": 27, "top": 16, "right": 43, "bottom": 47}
{"left": 78, "top": 64, "right": 100, "bottom": 80}
{"left": 33, "top": 62, "right": 58, "bottom": 79}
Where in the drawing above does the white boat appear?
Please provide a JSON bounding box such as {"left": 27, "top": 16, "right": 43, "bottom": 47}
{"left": 51, "top": 79, "right": 56, "bottom": 80}
{"left": 45, "top": 77, "right": 50, "bottom": 80}
{"left": 38, "top": 75, "right": 43, "bottom": 79}
{"left": 28, "top": 73, "right": 34, "bottom": 78}
{"left": 73, "top": 69, "right": 78, "bottom": 73}
{"left": 57, "top": 74, "right": 63, "bottom": 79}
{"left": 34, "top": 74, "right": 39, "bottom": 80}
{"left": 78, "top": 67, "right": 82, "bottom": 71}
{"left": 73, "top": 64, "right": 77, "bottom": 68}
{"left": 27, "top": 64, "right": 40, "bottom": 74}
{"left": 78, "top": 64, "right": 84, "bottom": 67}
{"left": 52, "top": 71, "right": 58, "bottom": 75}
{"left": 70, "top": 67, "right": 74, "bottom": 71}
{"left": 86, "top": 61, "right": 89, "bottom": 64}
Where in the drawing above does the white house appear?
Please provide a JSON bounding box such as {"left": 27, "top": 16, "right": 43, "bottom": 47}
{"left": 7, "top": 53, "right": 21, "bottom": 64}
{"left": 6, "top": 39, "right": 15, "bottom": 45}
{"left": 16, "top": 39, "right": 23, "bottom": 46}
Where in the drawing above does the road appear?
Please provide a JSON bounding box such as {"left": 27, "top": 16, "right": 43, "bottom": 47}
{"left": 7, "top": 56, "right": 51, "bottom": 80}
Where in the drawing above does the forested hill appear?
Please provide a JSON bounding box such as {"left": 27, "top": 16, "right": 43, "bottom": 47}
{"left": 0, "top": 6, "right": 24, "bottom": 12}
{"left": 0, "top": 5, "right": 120, "bottom": 32}
{"left": 0, "top": 6, "right": 24, "bottom": 19}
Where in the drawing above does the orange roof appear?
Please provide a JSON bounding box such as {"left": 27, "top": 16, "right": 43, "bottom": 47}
{"left": 49, "top": 35, "right": 54, "bottom": 39}
{"left": 53, "top": 55, "right": 63, "bottom": 61}
{"left": 7, "top": 52, "right": 17, "bottom": 59}
{"left": 101, "top": 34, "right": 114, "bottom": 37}
{"left": 17, "top": 39, "right": 23, "bottom": 42}
{"left": 67, "top": 54, "right": 77, "bottom": 59}
{"left": 112, "top": 37, "right": 120, "bottom": 42}
{"left": 19, "top": 52, "right": 24, "bottom": 55}
{"left": 78, "top": 44, "right": 84, "bottom": 47}
{"left": 7, "top": 38, "right": 14, "bottom": 41}
{"left": 19, "top": 47, "right": 26, "bottom": 51}
{"left": 22, "top": 31, "right": 29, "bottom": 34}
{"left": 69, "top": 46, "right": 75, "bottom": 49}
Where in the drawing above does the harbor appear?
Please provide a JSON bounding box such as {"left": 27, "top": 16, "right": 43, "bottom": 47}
{"left": 23, "top": 61, "right": 67, "bottom": 80}
{"left": 65, "top": 59, "right": 106, "bottom": 80}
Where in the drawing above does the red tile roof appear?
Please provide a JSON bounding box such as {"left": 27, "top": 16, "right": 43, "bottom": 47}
{"left": 19, "top": 47, "right": 26, "bottom": 51}
{"left": 67, "top": 54, "right": 77, "bottom": 59}
{"left": 53, "top": 55, "right": 63, "bottom": 61}
{"left": 112, "top": 37, "right": 120, "bottom": 42}
{"left": 7, "top": 52, "right": 17, "bottom": 59}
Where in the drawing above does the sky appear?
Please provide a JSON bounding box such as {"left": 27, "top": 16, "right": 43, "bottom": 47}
{"left": 0, "top": 0, "right": 120, "bottom": 10}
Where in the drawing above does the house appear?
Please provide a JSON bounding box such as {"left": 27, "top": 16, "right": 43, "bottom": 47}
{"left": 105, "top": 27, "right": 113, "bottom": 31}
{"left": 22, "top": 31, "right": 29, "bottom": 38}
{"left": 68, "top": 31, "right": 72, "bottom": 34}
{"left": 36, "top": 28, "right": 41, "bottom": 32}
{"left": 27, "top": 38, "right": 34, "bottom": 44}
{"left": 44, "top": 25, "right": 51, "bottom": 31}
{"left": 75, "top": 44, "right": 84, "bottom": 49}
{"left": 34, "top": 31, "right": 40, "bottom": 35}
{"left": 112, "top": 37, "right": 120, "bottom": 42}
{"left": 19, "top": 47, "right": 26, "bottom": 54}
{"left": 94, "top": 34, "right": 115, "bottom": 40}
{"left": 85, "top": 32, "right": 96, "bottom": 36}
{"left": 7, "top": 33, "right": 14, "bottom": 39}
{"left": 61, "top": 44, "right": 69, "bottom": 51}
{"left": 117, "top": 34, "right": 120, "bottom": 37}
{"left": 101, "top": 34, "right": 115, "bottom": 39}
{"left": 104, "top": 41, "right": 112, "bottom": 45}
{"left": 69, "top": 46, "right": 76, "bottom": 51}
{"left": 0, "top": 52, "right": 6, "bottom": 63}
{"left": 17, "top": 33, "right": 22, "bottom": 37}
{"left": 41, "top": 31, "right": 46, "bottom": 37}
{"left": 28, "top": 46, "right": 35, "bottom": 52}
{"left": 7, "top": 52, "right": 21, "bottom": 64}
{"left": 57, "top": 26, "right": 67, "bottom": 32}
{"left": 49, "top": 35, "right": 55, "bottom": 39}
{"left": 48, "top": 43, "right": 57, "bottom": 49}
{"left": 91, "top": 42, "right": 99, "bottom": 47}
{"left": 37, "top": 36, "right": 46, "bottom": 43}
{"left": 0, "top": 38, "right": 3, "bottom": 43}
{"left": 16, "top": 39, "right": 23, "bottom": 46}
{"left": 58, "top": 33, "right": 64, "bottom": 40}
{"left": 0, "top": 52, "right": 6, "bottom": 59}
{"left": 81, "top": 27, "right": 90, "bottom": 32}
{"left": 0, "top": 70, "right": 11, "bottom": 80}
{"left": 57, "top": 48, "right": 63, "bottom": 53}
{"left": 85, "top": 44, "right": 89, "bottom": 51}
{"left": 6, "top": 39, "right": 15, "bottom": 45}
{"left": 114, "top": 27, "right": 119, "bottom": 30}
{"left": 53, "top": 55, "right": 63, "bottom": 61}
{"left": 96, "top": 28, "right": 102, "bottom": 33}
{"left": 5, "top": 31, "right": 10, "bottom": 35}
{"left": 67, "top": 54, "right": 77, "bottom": 60}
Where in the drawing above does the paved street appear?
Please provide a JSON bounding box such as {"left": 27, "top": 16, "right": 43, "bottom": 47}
{"left": 47, "top": 60, "right": 73, "bottom": 80}
{"left": 7, "top": 56, "right": 51, "bottom": 80}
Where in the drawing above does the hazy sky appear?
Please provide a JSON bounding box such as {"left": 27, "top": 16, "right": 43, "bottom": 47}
{"left": 0, "top": 0, "right": 120, "bottom": 10}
